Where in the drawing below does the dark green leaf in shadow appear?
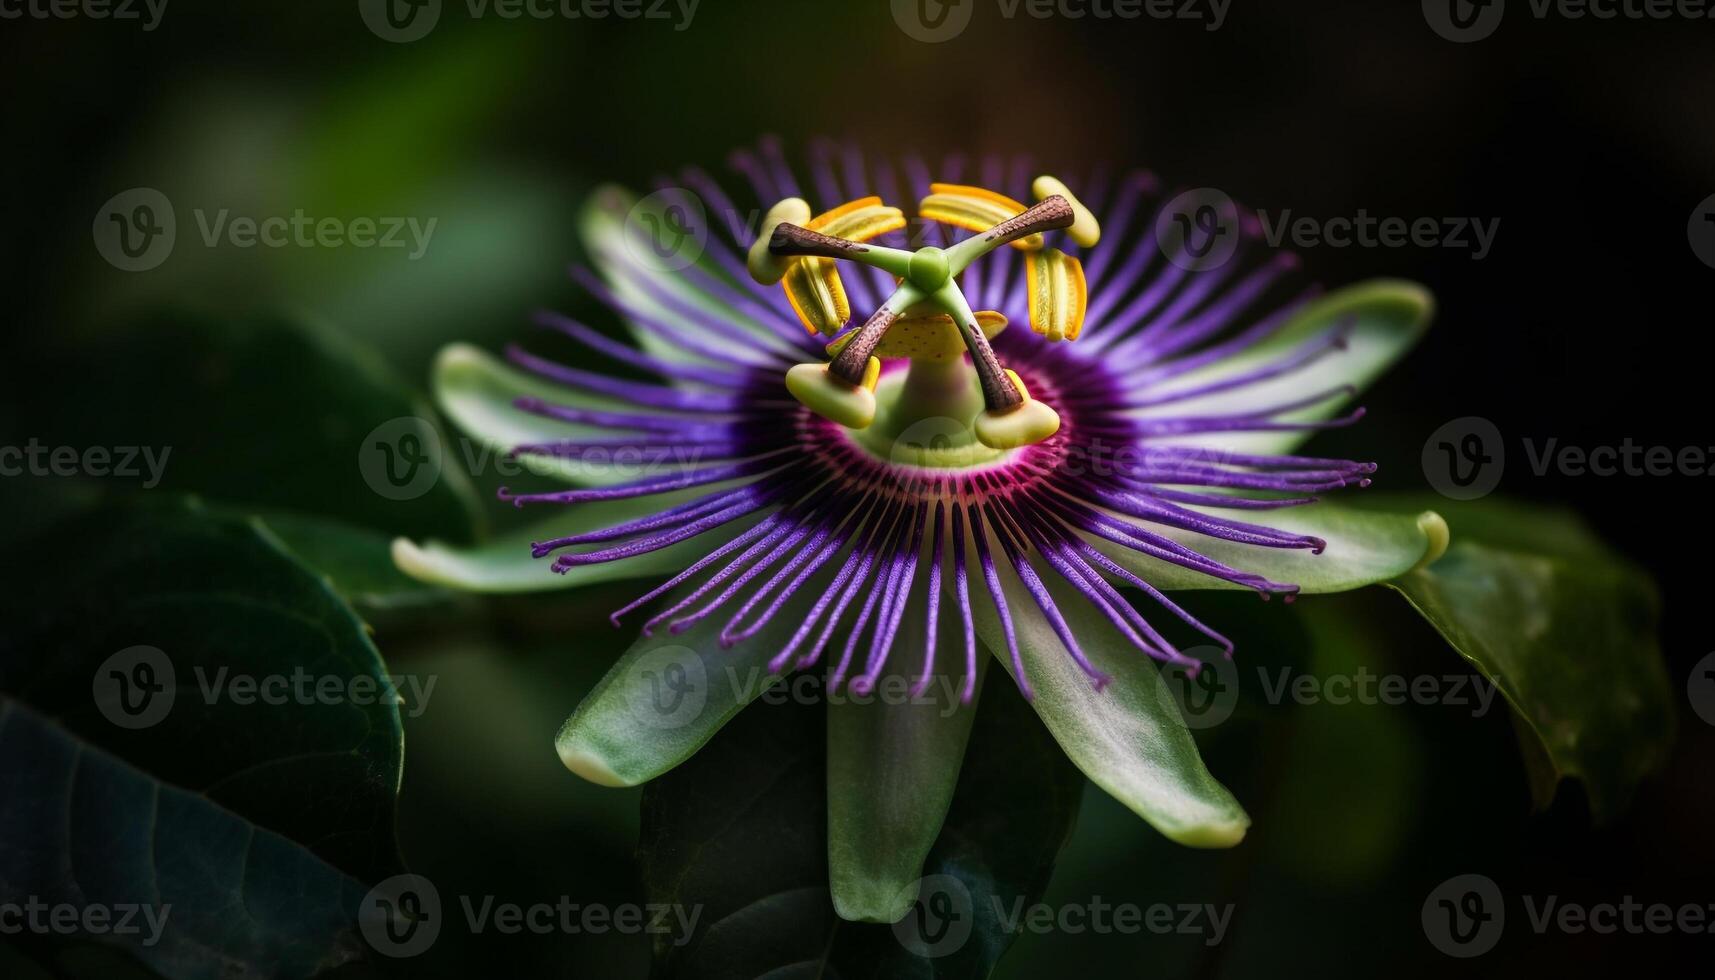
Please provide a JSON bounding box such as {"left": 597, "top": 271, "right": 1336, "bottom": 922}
{"left": 1373, "top": 495, "right": 1675, "bottom": 820}
{"left": 0, "top": 699, "right": 369, "bottom": 980}
{"left": 258, "top": 509, "right": 458, "bottom": 613}
{"left": 0, "top": 497, "right": 405, "bottom": 880}
{"left": 8, "top": 313, "right": 482, "bottom": 542}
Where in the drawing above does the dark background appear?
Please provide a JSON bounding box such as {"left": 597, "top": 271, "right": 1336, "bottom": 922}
{"left": 2, "top": 1, "right": 1711, "bottom": 976}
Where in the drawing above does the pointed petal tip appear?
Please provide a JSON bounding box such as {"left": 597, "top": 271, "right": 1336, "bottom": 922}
{"left": 831, "top": 882, "right": 917, "bottom": 925}
{"left": 1165, "top": 818, "right": 1250, "bottom": 849}
{"left": 555, "top": 737, "right": 635, "bottom": 788}
{"left": 390, "top": 536, "right": 435, "bottom": 583}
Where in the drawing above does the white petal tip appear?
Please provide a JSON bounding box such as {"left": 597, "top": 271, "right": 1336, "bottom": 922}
{"left": 391, "top": 537, "right": 440, "bottom": 584}
{"left": 1168, "top": 821, "right": 1249, "bottom": 849}
{"left": 556, "top": 739, "right": 632, "bottom": 788}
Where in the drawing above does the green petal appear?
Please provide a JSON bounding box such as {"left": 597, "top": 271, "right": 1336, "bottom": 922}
{"left": 1130, "top": 279, "right": 1433, "bottom": 456}
{"left": 972, "top": 569, "right": 1249, "bottom": 846}
{"left": 393, "top": 499, "right": 759, "bottom": 594}
{"left": 1373, "top": 495, "right": 1675, "bottom": 821}
{"left": 578, "top": 186, "right": 794, "bottom": 370}
{"left": 554, "top": 579, "right": 816, "bottom": 787}
{"left": 1095, "top": 499, "right": 1445, "bottom": 593}
{"left": 826, "top": 619, "right": 986, "bottom": 923}
{"left": 432, "top": 341, "right": 696, "bottom": 487}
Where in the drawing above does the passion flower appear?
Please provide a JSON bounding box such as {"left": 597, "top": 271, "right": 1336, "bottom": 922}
{"left": 395, "top": 138, "right": 1444, "bottom": 921}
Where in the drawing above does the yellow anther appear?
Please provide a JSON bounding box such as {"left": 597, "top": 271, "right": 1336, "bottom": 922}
{"left": 747, "top": 197, "right": 812, "bottom": 285}
{"left": 810, "top": 196, "right": 907, "bottom": 242}
{"left": 1024, "top": 248, "right": 1088, "bottom": 342}
{"left": 919, "top": 183, "right": 1044, "bottom": 251}
{"left": 824, "top": 310, "right": 1007, "bottom": 363}
{"left": 859, "top": 353, "right": 882, "bottom": 391}
{"left": 780, "top": 197, "right": 907, "bottom": 336}
{"left": 782, "top": 257, "right": 850, "bottom": 336}
{"left": 1032, "top": 175, "right": 1101, "bottom": 247}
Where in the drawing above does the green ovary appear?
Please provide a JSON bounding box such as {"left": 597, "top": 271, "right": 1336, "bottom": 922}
{"left": 847, "top": 357, "right": 1012, "bottom": 469}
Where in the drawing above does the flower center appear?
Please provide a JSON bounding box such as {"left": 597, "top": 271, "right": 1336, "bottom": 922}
{"left": 845, "top": 358, "right": 1015, "bottom": 470}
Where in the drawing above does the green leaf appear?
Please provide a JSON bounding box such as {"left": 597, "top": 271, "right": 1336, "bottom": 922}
{"left": 552, "top": 575, "right": 811, "bottom": 787}
{"left": 1093, "top": 498, "right": 1446, "bottom": 594}
{"left": 826, "top": 644, "right": 986, "bottom": 923}
{"left": 259, "top": 509, "right": 456, "bottom": 612}
{"left": 1131, "top": 279, "right": 1433, "bottom": 456}
{"left": 393, "top": 503, "right": 762, "bottom": 594}
{"left": 0, "top": 498, "right": 405, "bottom": 881}
{"left": 0, "top": 699, "right": 369, "bottom": 980}
{"left": 1377, "top": 496, "right": 1675, "bottom": 821}
{"left": 7, "top": 312, "right": 481, "bottom": 542}
{"left": 636, "top": 693, "right": 830, "bottom": 976}
{"left": 971, "top": 569, "right": 1249, "bottom": 847}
